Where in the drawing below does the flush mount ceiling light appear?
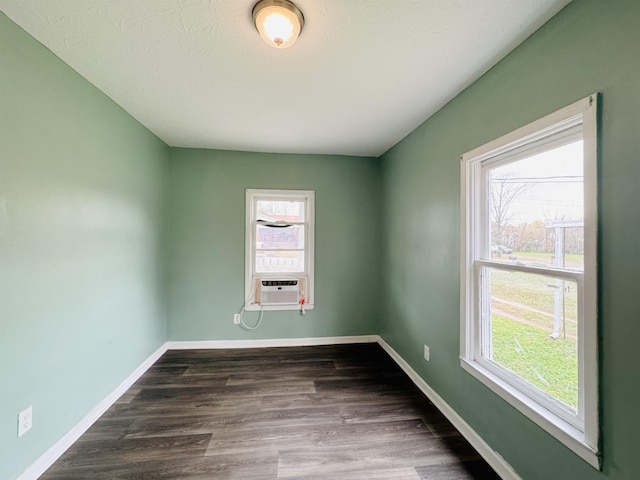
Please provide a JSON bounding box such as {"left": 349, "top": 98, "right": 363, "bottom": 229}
{"left": 252, "top": 0, "right": 305, "bottom": 49}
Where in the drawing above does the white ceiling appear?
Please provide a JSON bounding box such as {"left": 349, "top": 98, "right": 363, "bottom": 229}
{"left": 1, "top": 0, "right": 571, "bottom": 157}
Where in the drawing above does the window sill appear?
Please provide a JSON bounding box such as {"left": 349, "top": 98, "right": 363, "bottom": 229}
{"left": 460, "top": 358, "right": 600, "bottom": 469}
{"left": 245, "top": 303, "right": 314, "bottom": 312}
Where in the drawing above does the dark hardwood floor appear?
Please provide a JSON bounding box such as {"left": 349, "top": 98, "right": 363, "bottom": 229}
{"left": 41, "top": 343, "right": 500, "bottom": 479}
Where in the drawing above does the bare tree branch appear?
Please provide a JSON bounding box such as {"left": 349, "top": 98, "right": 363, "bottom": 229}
{"left": 490, "top": 172, "right": 533, "bottom": 244}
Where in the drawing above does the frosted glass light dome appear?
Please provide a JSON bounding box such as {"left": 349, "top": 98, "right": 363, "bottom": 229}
{"left": 252, "top": 0, "right": 304, "bottom": 49}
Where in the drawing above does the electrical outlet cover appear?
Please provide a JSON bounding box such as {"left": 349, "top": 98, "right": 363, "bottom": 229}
{"left": 18, "top": 406, "right": 32, "bottom": 437}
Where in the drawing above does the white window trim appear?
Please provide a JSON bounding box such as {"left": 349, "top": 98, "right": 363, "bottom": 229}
{"left": 245, "top": 189, "right": 315, "bottom": 311}
{"left": 460, "top": 94, "right": 600, "bottom": 468}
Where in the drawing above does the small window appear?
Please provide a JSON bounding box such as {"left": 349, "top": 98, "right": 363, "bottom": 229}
{"left": 245, "top": 189, "right": 314, "bottom": 310}
{"left": 460, "top": 95, "right": 599, "bottom": 467}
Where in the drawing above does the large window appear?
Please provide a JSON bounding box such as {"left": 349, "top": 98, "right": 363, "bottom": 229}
{"left": 460, "top": 95, "right": 599, "bottom": 467}
{"left": 245, "top": 189, "right": 314, "bottom": 310}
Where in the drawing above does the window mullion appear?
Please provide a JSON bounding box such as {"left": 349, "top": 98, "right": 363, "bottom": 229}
{"left": 476, "top": 259, "right": 583, "bottom": 281}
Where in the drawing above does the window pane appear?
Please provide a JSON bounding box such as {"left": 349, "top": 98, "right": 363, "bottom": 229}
{"left": 256, "top": 250, "right": 304, "bottom": 273}
{"left": 488, "top": 141, "right": 584, "bottom": 271}
{"left": 256, "top": 224, "right": 304, "bottom": 250}
{"left": 482, "top": 267, "right": 578, "bottom": 410}
{"left": 257, "top": 200, "right": 305, "bottom": 222}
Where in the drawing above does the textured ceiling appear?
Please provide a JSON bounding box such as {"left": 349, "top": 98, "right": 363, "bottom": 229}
{"left": 1, "top": 0, "right": 571, "bottom": 157}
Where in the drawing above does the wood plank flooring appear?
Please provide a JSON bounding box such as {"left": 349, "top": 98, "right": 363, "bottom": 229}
{"left": 41, "top": 343, "right": 500, "bottom": 479}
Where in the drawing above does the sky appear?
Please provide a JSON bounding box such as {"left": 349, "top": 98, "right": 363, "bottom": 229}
{"left": 492, "top": 140, "right": 584, "bottom": 225}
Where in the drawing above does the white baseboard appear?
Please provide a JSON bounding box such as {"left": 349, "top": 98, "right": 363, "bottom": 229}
{"left": 19, "top": 335, "right": 518, "bottom": 480}
{"left": 166, "top": 335, "right": 379, "bottom": 350}
{"left": 377, "top": 338, "right": 521, "bottom": 480}
{"left": 17, "top": 343, "right": 168, "bottom": 480}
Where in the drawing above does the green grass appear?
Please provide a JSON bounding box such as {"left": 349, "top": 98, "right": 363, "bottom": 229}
{"left": 482, "top": 259, "right": 581, "bottom": 407}
{"left": 512, "top": 250, "right": 584, "bottom": 264}
{"left": 491, "top": 314, "right": 578, "bottom": 408}
{"left": 491, "top": 270, "right": 578, "bottom": 331}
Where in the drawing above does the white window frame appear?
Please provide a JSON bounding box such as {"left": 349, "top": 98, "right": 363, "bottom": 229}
{"left": 245, "top": 189, "right": 315, "bottom": 311}
{"left": 460, "top": 94, "right": 600, "bottom": 468}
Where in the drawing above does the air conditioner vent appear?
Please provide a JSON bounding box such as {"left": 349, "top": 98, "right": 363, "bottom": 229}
{"left": 260, "top": 279, "right": 299, "bottom": 306}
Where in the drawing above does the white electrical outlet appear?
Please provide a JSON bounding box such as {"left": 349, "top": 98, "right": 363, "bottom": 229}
{"left": 424, "top": 345, "right": 430, "bottom": 362}
{"left": 233, "top": 314, "right": 241, "bottom": 325}
{"left": 18, "top": 406, "right": 32, "bottom": 437}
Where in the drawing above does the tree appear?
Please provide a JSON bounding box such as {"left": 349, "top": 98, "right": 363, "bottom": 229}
{"left": 257, "top": 200, "right": 302, "bottom": 220}
{"left": 490, "top": 172, "right": 533, "bottom": 245}
{"left": 516, "top": 220, "right": 549, "bottom": 252}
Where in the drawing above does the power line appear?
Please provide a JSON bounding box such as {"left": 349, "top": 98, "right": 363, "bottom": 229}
{"left": 494, "top": 175, "right": 582, "bottom": 184}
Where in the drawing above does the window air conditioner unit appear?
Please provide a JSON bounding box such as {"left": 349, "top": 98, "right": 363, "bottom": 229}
{"left": 260, "top": 279, "right": 299, "bottom": 306}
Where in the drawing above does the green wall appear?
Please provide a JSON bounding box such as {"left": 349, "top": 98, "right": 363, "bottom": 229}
{"left": 0, "top": 13, "right": 169, "bottom": 480}
{"left": 166, "top": 148, "right": 380, "bottom": 341}
{"left": 379, "top": 0, "right": 640, "bottom": 479}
